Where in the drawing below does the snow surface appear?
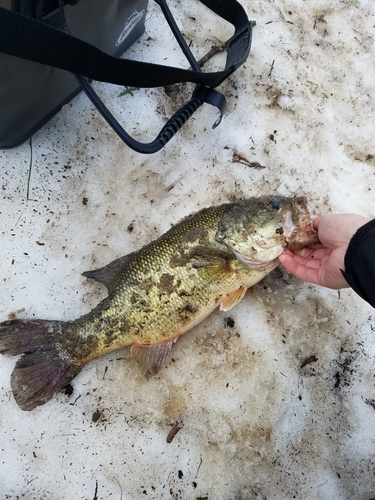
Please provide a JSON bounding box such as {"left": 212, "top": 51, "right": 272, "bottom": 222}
{"left": 1, "top": 0, "right": 375, "bottom": 499}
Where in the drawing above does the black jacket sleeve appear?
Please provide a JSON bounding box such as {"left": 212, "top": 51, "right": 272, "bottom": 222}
{"left": 341, "top": 219, "right": 375, "bottom": 308}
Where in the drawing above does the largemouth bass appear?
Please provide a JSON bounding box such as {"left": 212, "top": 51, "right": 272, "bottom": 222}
{"left": 0, "top": 196, "right": 319, "bottom": 411}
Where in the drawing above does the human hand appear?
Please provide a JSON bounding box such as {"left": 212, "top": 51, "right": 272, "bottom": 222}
{"left": 278, "top": 214, "right": 370, "bottom": 289}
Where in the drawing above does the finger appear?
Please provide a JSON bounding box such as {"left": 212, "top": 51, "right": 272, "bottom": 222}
{"left": 278, "top": 253, "right": 322, "bottom": 285}
{"left": 293, "top": 247, "right": 316, "bottom": 258}
{"left": 283, "top": 246, "right": 314, "bottom": 258}
{"left": 284, "top": 243, "right": 325, "bottom": 258}
{"left": 279, "top": 252, "right": 321, "bottom": 271}
{"left": 312, "top": 216, "right": 324, "bottom": 230}
{"left": 301, "top": 247, "right": 331, "bottom": 262}
{"left": 283, "top": 247, "right": 329, "bottom": 262}
{"left": 285, "top": 247, "right": 322, "bottom": 259}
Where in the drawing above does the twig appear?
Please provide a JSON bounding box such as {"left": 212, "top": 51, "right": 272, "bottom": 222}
{"left": 363, "top": 398, "right": 375, "bottom": 410}
{"left": 226, "top": 147, "right": 266, "bottom": 169}
{"left": 15, "top": 210, "right": 24, "bottom": 227}
{"left": 93, "top": 480, "right": 98, "bottom": 500}
{"left": 190, "top": 21, "right": 256, "bottom": 71}
{"left": 69, "top": 394, "right": 81, "bottom": 406}
{"left": 195, "top": 457, "right": 203, "bottom": 478}
{"left": 197, "top": 41, "right": 229, "bottom": 68}
{"left": 26, "top": 137, "right": 35, "bottom": 201}
{"left": 268, "top": 59, "right": 275, "bottom": 77}
{"left": 113, "top": 476, "right": 123, "bottom": 500}
{"left": 301, "top": 355, "right": 318, "bottom": 368}
{"left": 167, "top": 422, "right": 183, "bottom": 443}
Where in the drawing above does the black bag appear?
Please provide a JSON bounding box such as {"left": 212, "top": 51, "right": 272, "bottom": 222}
{"left": 0, "top": 0, "right": 252, "bottom": 153}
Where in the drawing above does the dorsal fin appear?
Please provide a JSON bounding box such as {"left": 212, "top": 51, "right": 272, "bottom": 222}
{"left": 82, "top": 255, "right": 129, "bottom": 293}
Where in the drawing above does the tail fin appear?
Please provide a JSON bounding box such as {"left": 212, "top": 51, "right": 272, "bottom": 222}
{"left": 0, "top": 320, "right": 82, "bottom": 411}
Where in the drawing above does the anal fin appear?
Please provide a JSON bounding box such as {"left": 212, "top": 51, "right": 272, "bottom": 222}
{"left": 130, "top": 341, "right": 174, "bottom": 377}
{"left": 219, "top": 286, "right": 248, "bottom": 312}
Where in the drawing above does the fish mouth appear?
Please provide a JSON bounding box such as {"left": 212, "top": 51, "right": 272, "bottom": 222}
{"left": 232, "top": 249, "right": 282, "bottom": 271}
{"left": 280, "top": 199, "right": 319, "bottom": 250}
{"left": 287, "top": 222, "right": 320, "bottom": 251}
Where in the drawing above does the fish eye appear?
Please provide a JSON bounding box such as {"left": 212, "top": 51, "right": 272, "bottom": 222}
{"left": 269, "top": 200, "right": 279, "bottom": 210}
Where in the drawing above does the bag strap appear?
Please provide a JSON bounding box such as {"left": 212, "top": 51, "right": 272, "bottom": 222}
{"left": 0, "top": 1, "right": 252, "bottom": 152}
{"left": 0, "top": 2, "right": 251, "bottom": 88}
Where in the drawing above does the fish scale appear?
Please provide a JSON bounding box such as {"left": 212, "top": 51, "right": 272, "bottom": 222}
{"left": 79, "top": 205, "right": 244, "bottom": 350}
{"left": 0, "top": 196, "right": 319, "bottom": 410}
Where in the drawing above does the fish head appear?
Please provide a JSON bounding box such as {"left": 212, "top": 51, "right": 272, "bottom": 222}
{"left": 215, "top": 196, "right": 319, "bottom": 270}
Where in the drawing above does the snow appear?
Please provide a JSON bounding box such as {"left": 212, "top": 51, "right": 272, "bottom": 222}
{"left": 1, "top": 0, "right": 375, "bottom": 498}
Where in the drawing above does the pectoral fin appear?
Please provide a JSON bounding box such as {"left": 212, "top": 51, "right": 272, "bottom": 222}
{"left": 219, "top": 286, "right": 248, "bottom": 312}
{"left": 190, "top": 246, "right": 235, "bottom": 282}
{"left": 130, "top": 340, "right": 174, "bottom": 377}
